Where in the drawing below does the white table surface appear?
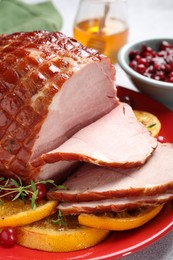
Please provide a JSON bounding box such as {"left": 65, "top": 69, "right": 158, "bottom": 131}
{"left": 26, "top": 0, "right": 173, "bottom": 259}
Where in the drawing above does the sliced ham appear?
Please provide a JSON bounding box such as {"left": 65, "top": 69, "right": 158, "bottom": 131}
{"left": 57, "top": 193, "right": 173, "bottom": 214}
{"left": 47, "top": 143, "right": 173, "bottom": 201}
{"left": 0, "top": 31, "right": 117, "bottom": 181}
{"left": 32, "top": 103, "right": 157, "bottom": 169}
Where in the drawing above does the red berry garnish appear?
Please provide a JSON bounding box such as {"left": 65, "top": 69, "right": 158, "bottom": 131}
{"left": 157, "top": 135, "right": 167, "bottom": 143}
{"left": 160, "top": 41, "right": 173, "bottom": 50}
{"left": 35, "top": 183, "right": 46, "bottom": 201}
{"left": 137, "top": 64, "right": 146, "bottom": 74}
{"left": 129, "top": 60, "right": 137, "bottom": 70}
{"left": 0, "top": 227, "right": 16, "bottom": 247}
{"left": 129, "top": 50, "right": 139, "bottom": 61}
{"left": 28, "top": 183, "right": 46, "bottom": 202}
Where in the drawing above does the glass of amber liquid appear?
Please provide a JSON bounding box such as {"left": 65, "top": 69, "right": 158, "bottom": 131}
{"left": 73, "top": 0, "right": 129, "bottom": 64}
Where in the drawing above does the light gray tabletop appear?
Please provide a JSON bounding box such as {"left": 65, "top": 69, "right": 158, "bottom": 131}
{"left": 26, "top": 0, "right": 173, "bottom": 259}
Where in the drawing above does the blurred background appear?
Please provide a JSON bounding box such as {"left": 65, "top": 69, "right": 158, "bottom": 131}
{"left": 22, "top": 0, "right": 173, "bottom": 92}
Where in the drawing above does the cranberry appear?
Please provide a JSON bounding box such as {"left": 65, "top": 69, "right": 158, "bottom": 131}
{"left": 153, "top": 71, "right": 165, "bottom": 81}
{"left": 157, "top": 135, "right": 167, "bottom": 143}
{"left": 28, "top": 183, "right": 46, "bottom": 202}
{"left": 168, "top": 71, "right": 173, "bottom": 82}
{"left": 134, "top": 54, "right": 142, "bottom": 62}
{"left": 137, "top": 64, "right": 146, "bottom": 74}
{"left": 169, "top": 72, "right": 173, "bottom": 77}
{"left": 0, "top": 227, "right": 16, "bottom": 247}
{"left": 153, "top": 62, "right": 162, "bottom": 71}
{"left": 139, "top": 58, "right": 148, "bottom": 66}
{"left": 166, "top": 76, "right": 173, "bottom": 83}
{"left": 170, "top": 62, "right": 173, "bottom": 70}
{"left": 129, "top": 60, "right": 137, "bottom": 70}
{"left": 165, "top": 64, "right": 171, "bottom": 72}
{"left": 141, "top": 45, "right": 152, "bottom": 55}
{"left": 160, "top": 41, "right": 173, "bottom": 50}
{"left": 129, "top": 50, "right": 139, "bottom": 61}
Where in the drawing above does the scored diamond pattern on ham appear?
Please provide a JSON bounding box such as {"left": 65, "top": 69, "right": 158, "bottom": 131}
{"left": 0, "top": 31, "right": 117, "bottom": 181}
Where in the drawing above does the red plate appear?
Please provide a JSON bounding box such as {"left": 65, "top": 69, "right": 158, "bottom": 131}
{"left": 1, "top": 87, "right": 173, "bottom": 260}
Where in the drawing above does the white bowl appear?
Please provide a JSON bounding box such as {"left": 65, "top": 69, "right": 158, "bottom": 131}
{"left": 118, "top": 38, "right": 173, "bottom": 110}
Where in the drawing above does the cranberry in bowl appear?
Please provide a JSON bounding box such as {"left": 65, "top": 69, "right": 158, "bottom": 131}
{"left": 117, "top": 38, "right": 173, "bottom": 110}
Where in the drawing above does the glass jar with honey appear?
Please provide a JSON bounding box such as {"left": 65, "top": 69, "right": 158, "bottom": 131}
{"left": 73, "top": 0, "right": 129, "bottom": 64}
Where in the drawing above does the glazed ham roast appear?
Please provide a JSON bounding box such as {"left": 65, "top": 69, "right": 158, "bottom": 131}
{"left": 0, "top": 30, "right": 156, "bottom": 182}
{"left": 0, "top": 31, "right": 172, "bottom": 214}
{"left": 0, "top": 31, "right": 117, "bottom": 181}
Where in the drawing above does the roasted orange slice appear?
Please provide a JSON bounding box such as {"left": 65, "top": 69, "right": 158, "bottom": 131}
{"left": 78, "top": 204, "right": 164, "bottom": 231}
{"left": 0, "top": 199, "right": 58, "bottom": 227}
{"left": 16, "top": 214, "right": 110, "bottom": 252}
{"left": 134, "top": 110, "right": 161, "bottom": 137}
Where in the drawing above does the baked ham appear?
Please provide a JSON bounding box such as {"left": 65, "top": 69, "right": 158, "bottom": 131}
{"left": 0, "top": 31, "right": 157, "bottom": 182}
{"left": 48, "top": 143, "right": 173, "bottom": 203}
{"left": 0, "top": 31, "right": 117, "bottom": 181}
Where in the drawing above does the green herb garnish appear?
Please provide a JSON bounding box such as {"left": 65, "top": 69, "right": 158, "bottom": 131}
{"left": 51, "top": 210, "right": 67, "bottom": 226}
{"left": 0, "top": 177, "right": 59, "bottom": 209}
{"left": 148, "top": 123, "right": 156, "bottom": 128}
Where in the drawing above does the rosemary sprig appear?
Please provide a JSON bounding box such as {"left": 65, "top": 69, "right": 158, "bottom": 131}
{"left": 0, "top": 177, "right": 64, "bottom": 209}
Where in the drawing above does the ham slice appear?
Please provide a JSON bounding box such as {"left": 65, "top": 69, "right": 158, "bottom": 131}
{"left": 32, "top": 103, "right": 157, "bottom": 169}
{"left": 57, "top": 193, "right": 173, "bottom": 214}
{"left": 47, "top": 143, "right": 173, "bottom": 202}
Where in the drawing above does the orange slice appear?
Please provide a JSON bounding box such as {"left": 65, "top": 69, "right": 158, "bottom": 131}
{"left": 134, "top": 110, "right": 161, "bottom": 137}
{"left": 0, "top": 199, "right": 58, "bottom": 227}
{"left": 78, "top": 204, "right": 164, "bottom": 231}
{"left": 16, "top": 214, "right": 110, "bottom": 252}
